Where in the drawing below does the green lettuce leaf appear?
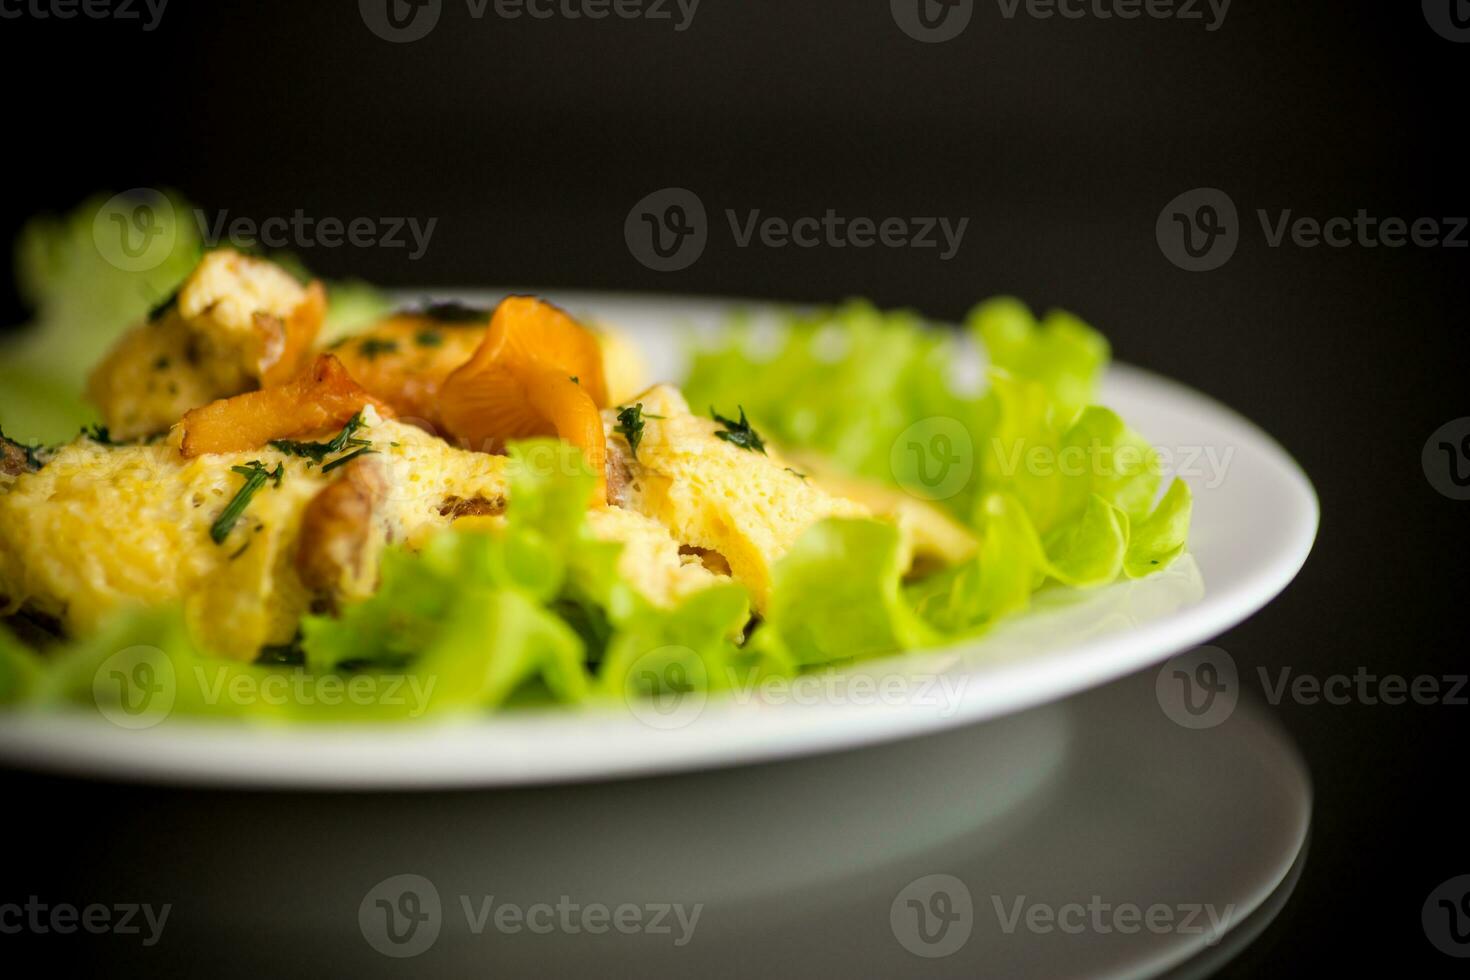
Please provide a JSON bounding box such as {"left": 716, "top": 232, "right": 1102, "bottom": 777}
{"left": 759, "top": 518, "right": 938, "bottom": 666}
{"left": 690, "top": 297, "right": 1193, "bottom": 646}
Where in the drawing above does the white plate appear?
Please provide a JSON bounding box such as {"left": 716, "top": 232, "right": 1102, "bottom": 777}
{"left": 0, "top": 293, "right": 1319, "bottom": 789}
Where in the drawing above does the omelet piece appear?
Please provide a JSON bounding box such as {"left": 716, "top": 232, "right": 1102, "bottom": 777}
{"left": 0, "top": 432, "right": 332, "bottom": 660}
{"left": 604, "top": 385, "right": 869, "bottom": 612}
{"left": 0, "top": 410, "right": 515, "bottom": 659}
{"left": 584, "top": 506, "right": 726, "bottom": 608}
{"left": 86, "top": 249, "right": 324, "bottom": 440}
{"left": 0, "top": 406, "right": 729, "bottom": 657}
{"left": 785, "top": 452, "right": 979, "bottom": 573}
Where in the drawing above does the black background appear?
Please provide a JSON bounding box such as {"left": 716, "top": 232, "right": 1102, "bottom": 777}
{"left": 1, "top": 1, "right": 1465, "bottom": 974}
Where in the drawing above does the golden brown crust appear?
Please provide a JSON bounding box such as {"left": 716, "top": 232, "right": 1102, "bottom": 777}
{"left": 437, "top": 494, "right": 506, "bottom": 519}
{"left": 1, "top": 435, "right": 32, "bottom": 478}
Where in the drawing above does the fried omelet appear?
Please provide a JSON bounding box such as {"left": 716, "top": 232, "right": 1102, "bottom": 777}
{"left": 603, "top": 385, "right": 871, "bottom": 612}
{"left": 2, "top": 265, "right": 967, "bottom": 663}
{"left": 86, "top": 249, "right": 325, "bottom": 440}
{"left": 0, "top": 408, "right": 718, "bottom": 660}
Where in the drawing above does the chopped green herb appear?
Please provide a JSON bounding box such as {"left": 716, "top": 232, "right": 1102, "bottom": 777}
{"left": 785, "top": 467, "right": 808, "bottom": 481}
{"left": 711, "top": 406, "right": 766, "bottom": 454}
{"left": 415, "top": 330, "right": 444, "bottom": 348}
{"left": 147, "top": 288, "right": 181, "bottom": 323}
{"left": 153, "top": 355, "right": 171, "bottom": 371}
{"left": 615, "top": 404, "right": 646, "bottom": 459}
{"left": 256, "top": 641, "right": 305, "bottom": 667}
{"left": 80, "top": 424, "right": 116, "bottom": 445}
{"left": 570, "top": 376, "right": 580, "bottom": 385}
{"left": 269, "top": 412, "right": 370, "bottom": 464}
{"left": 210, "top": 461, "right": 283, "bottom": 545}
{"left": 321, "top": 446, "right": 377, "bottom": 473}
{"left": 357, "top": 337, "right": 400, "bottom": 360}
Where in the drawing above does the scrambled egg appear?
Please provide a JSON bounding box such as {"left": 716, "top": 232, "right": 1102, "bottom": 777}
{"left": 787, "top": 454, "right": 979, "bottom": 572}
{"left": 0, "top": 408, "right": 721, "bottom": 659}
{"left": 0, "top": 433, "right": 331, "bottom": 660}
{"left": 0, "top": 410, "right": 515, "bottom": 659}
{"left": 86, "top": 250, "right": 316, "bottom": 440}
{"left": 604, "top": 385, "right": 870, "bottom": 611}
{"left": 4, "top": 259, "right": 970, "bottom": 661}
